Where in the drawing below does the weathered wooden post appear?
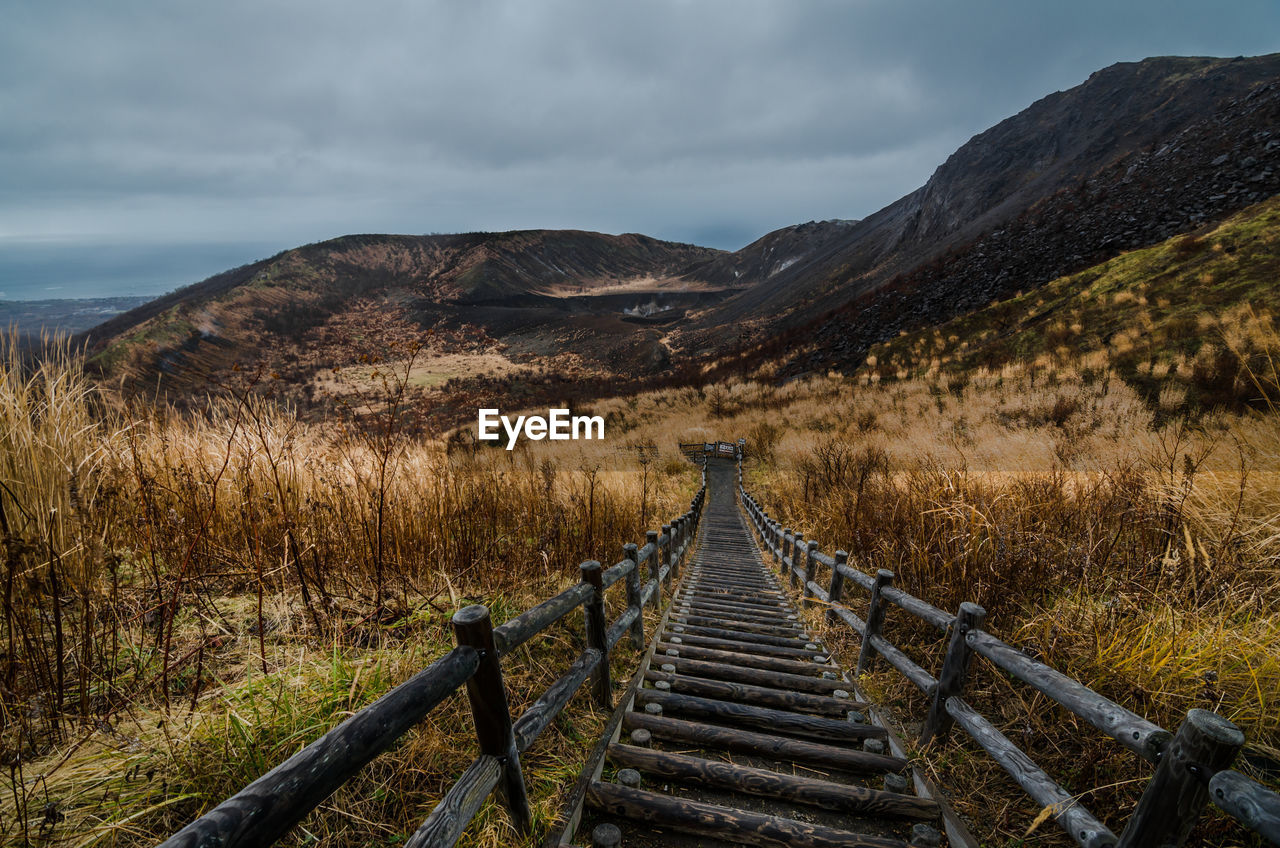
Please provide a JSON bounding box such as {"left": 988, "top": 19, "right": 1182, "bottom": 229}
{"left": 623, "top": 543, "right": 643, "bottom": 650}
{"left": 855, "top": 569, "right": 894, "bottom": 676}
{"left": 790, "top": 532, "right": 805, "bottom": 589}
{"left": 826, "top": 550, "right": 848, "bottom": 625}
{"left": 646, "top": 530, "right": 660, "bottom": 609}
{"left": 580, "top": 561, "right": 611, "bottom": 708}
{"left": 451, "top": 605, "right": 532, "bottom": 832}
{"left": 1118, "top": 709, "right": 1244, "bottom": 848}
{"left": 660, "top": 524, "right": 673, "bottom": 593}
{"left": 671, "top": 518, "right": 683, "bottom": 576}
{"left": 920, "top": 602, "right": 986, "bottom": 745}
{"left": 591, "top": 822, "right": 622, "bottom": 848}
{"left": 801, "top": 540, "right": 819, "bottom": 608}
{"left": 780, "top": 528, "right": 791, "bottom": 575}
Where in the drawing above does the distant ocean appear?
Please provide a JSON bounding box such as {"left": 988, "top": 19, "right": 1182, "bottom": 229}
{"left": 0, "top": 240, "right": 284, "bottom": 301}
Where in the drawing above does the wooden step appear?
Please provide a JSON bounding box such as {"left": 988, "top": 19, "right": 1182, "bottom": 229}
{"left": 635, "top": 689, "right": 884, "bottom": 742}
{"left": 607, "top": 743, "right": 939, "bottom": 819}
{"left": 643, "top": 669, "right": 865, "bottom": 716}
{"left": 658, "top": 641, "right": 834, "bottom": 676}
{"left": 674, "top": 614, "right": 805, "bottom": 636}
{"left": 668, "top": 632, "right": 828, "bottom": 660}
{"left": 658, "top": 654, "right": 852, "bottom": 694}
{"left": 623, "top": 711, "right": 908, "bottom": 774}
{"left": 586, "top": 782, "right": 910, "bottom": 848}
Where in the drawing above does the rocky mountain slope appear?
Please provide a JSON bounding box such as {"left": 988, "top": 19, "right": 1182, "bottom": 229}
{"left": 779, "top": 70, "right": 1280, "bottom": 375}
{"left": 78, "top": 53, "right": 1280, "bottom": 426}
{"left": 860, "top": 193, "right": 1280, "bottom": 411}
{"left": 82, "top": 230, "right": 725, "bottom": 395}
{"left": 678, "top": 54, "right": 1280, "bottom": 357}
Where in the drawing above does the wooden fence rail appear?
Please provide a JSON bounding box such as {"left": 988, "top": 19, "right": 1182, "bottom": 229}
{"left": 157, "top": 468, "right": 708, "bottom": 848}
{"left": 736, "top": 456, "right": 1280, "bottom": 848}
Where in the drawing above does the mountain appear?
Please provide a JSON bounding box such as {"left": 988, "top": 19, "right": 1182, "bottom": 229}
{"left": 80, "top": 53, "right": 1280, "bottom": 425}
{"left": 862, "top": 193, "right": 1280, "bottom": 411}
{"left": 82, "top": 230, "right": 727, "bottom": 400}
{"left": 679, "top": 219, "right": 860, "bottom": 288}
{"left": 677, "top": 54, "right": 1280, "bottom": 363}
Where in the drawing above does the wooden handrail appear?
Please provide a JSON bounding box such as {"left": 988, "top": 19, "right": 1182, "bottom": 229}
{"left": 494, "top": 582, "right": 593, "bottom": 656}
{"left": 157, "top": 647, "right": 480, "bottom": 848}
{"left": 736, "top": 455, "right": 1279, "bottom": 848}
{"left": 945, "top": 696, "right": 1118, "bottom": 848}
{"left": 1209, "top": 769, "right": 1280, "bottom": 843}
{"left": 158, "top": 474, "right": 707, "bottom": 848}
{"left": 965, "top": 629, "right": 1169, "bottom": 762}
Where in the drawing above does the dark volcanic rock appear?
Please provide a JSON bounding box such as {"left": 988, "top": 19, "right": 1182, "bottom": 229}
{"left": 681, "top": 54, "right": 1280, "bottom": 357}
{"left": 790, "top": 77, "right": 1280, "bottom": 374}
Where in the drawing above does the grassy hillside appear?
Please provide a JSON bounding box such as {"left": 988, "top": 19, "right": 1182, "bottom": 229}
{"left": 863, "top": 194, "right": 1280, "bottom": 412}
{"left": 0, "top": 337, "right": 697, "bottom": 847}
{"left": 82, "top": 230, "right": 722, "bottom": 400}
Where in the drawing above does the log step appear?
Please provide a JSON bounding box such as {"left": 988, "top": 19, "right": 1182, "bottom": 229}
{"left": 607, "top": 743, "right": 939, "bottom": 819}
{"left": 623, "top": 711, "right": 907, "bottom": 774}
{"left": 657, "top": 641, "right": 834, "bottom": 677}
{"left": 659, "top": 654, "right": 853, "bottom": 694}
{"left": 586, "top": 781, "right": 910, "bottom": 848}
{"left": 667, "top": 632, "right": 829, "bottom": 660}
{"left": 635, "top": 689, "right": 884, "bottom": 742}
{"left": 643, "top": 669, "right": 866, "bottom": 716}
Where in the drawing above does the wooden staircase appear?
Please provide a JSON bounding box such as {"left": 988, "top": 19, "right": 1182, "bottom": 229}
{"left": 577, "top": 458, "right": 943, "bottom": 848}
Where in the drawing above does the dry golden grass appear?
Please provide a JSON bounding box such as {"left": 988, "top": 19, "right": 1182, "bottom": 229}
{"left": 585, "top": 356, "right": 1279, "bottom": 846}
{"left": 6, "top": 313, "right": 1280, "bottom": 846}
{"left": 0, "top": 334, "right": 694, "bottom": 847}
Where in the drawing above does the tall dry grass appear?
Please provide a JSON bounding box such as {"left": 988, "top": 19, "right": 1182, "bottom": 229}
{"left": 0, "top": 334, "right": 693, "bottom": 846}
{"left": 585, "top": 357, "right": 1279, "bottom": 844}
{"left": 727, "top": 366, "right": 1278, "bottom": 845}
{"left": 6, "top": 322, "right": 1280, "bottom": 846}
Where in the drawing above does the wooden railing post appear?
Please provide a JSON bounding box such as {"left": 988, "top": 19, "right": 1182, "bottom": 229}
{"left": 790, "top": 532, "right": 805, "bottom": 589}
{"left": 660, "top": 524, "right": 673, "bottom": 593}
{"left": 646, "top": 530, "right": 661, "bottom": 609}
{"left": 623, "top": 543, "right": 643, "bottom": 649}
{"left": 780, "top": 528, "right": 791, "bottom": 575}
{"left": 1118, "top": 709, "right": 1244, "bottom": 848}
{"left": 826, "top": 550, "right": 848, "bottom": 625}
{"left": 855, "top": 569, "right": 893, "bottom": 676}
{"left": 920, "top": 602, "right": 986, "bottom": 745}
{"left": 451, "top": 605, "right": 532, "bottom": 832}
{"left": 672, "top": 518, "right": 684, "bottom": 576}
{"left": 801, "top": 540, "right": 819, "bottom": 608}
{"left": 580, "top": 561, "right": 611, "bottom": 708}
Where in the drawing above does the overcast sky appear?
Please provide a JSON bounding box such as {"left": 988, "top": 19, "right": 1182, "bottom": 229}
{"left": 3, "top": 1, "right": 1279, "bottom": 298}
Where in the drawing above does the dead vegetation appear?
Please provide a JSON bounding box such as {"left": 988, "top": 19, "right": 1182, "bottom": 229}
{"left": 0, "top": 333, "right": 693, "bottom": 847}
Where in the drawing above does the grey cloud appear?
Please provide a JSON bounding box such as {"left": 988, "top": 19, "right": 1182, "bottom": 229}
{"left": 2, "top": 0, "right": 1278, "bottom": 274}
